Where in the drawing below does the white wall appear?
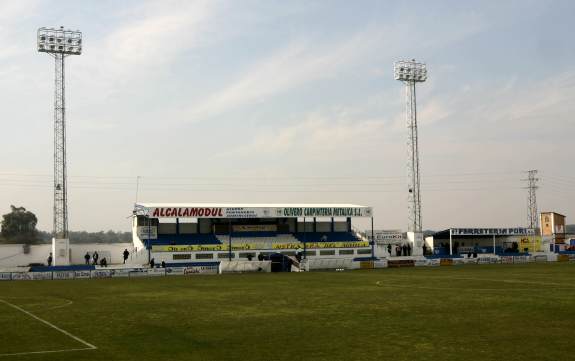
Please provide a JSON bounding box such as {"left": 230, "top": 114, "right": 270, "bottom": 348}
{"left": 0, "top": 243, "right": 134, "bottom": 268}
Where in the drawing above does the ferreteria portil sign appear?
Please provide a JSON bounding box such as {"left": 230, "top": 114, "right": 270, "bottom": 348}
{"left": 451, "top": 228, "right": 535, "bottom": 236}
{"left": 142, "top": 206, "right": 372, "bottom": 219}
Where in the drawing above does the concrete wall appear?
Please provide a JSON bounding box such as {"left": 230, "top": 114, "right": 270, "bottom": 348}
{"left": 0, "top": 243, "right": 134, "bottom": 268}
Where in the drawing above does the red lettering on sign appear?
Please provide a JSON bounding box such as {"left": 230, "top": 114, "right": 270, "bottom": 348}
{"left": 152, "top": 209, "right": 159, "bottom": 217}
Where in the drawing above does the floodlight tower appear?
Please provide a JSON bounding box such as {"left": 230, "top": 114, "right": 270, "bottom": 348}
{"left": 394, "top": 59, "right": 427, "bottom": 253}
{"left": 523, "top": 170, "right": 539, "bottom": 229}
{"left": 37, "top": 26, "right": 82, "bottom": 265}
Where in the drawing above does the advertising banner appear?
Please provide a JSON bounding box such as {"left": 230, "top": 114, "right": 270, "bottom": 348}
{"left": 500, "top": 256, "right": 513, "bottom": 264}
{"left": 373, "top": 259, "right": 388, "bottom": 269}
{"left": 111, "top": 269, "right": 132, "bottom": 278}
{"left": 91, "top": 270, "right": 112, "bottom": 278}
{"left": 440, "top": 258, "right": 453, "bottom": 266}
{"left": 368, "top": 231, "right": 404, "bottom": 243}
{"left": 11, "top": 272, "right": 33, "bottom": 280}
{"left": 558, "top": 254, "right": 570, "bottom": 262}
{"left": 414, "top": 259, "right": 430, "bottom": 267}
{"left": 184, "top": 265, "right": 219, "bottom": 275}
{"left": 137, "top": 226, "right": 157, "bottom": 240}
{"left": 0, "top": 272, "right": 12, "bottom": 280}
{"left": 129, "top": 269, "right": 149, "bottom": 277}
{"left": 513, "top": 256, "right": 529, "bottom": 264}
{"left": 152, "top": 241, "right": 369, "bottom": 253}
{"left": 52, "top": 271, "right": 75, "bottom": 280}
{"left": 451, "top": 228, "right": 535, "bottom": 236}
{"left": 140, "top": 206, "right": 373, "bottom": 219}
{"left": 519, "top": 236, "right": 542, "bottom": 252}
{"left": 165, "top": 267, "right": 186, "bottom": 276}
{"left": 75, "top": 270, "right": 92, "bottom": 279}
{"left": 388, "top": 260, "right": 415, "bottom": 268}
{"left": 31, "top": 272, "right": 52, "bottom": 280}
{"left": 359, "top": 261, "right": 374, "bottom": 269}
{"left": 148, "top": 268, "right": 166, "bottom": 276}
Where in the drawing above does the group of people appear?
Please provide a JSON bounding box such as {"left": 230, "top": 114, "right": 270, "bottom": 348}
{"left": 83, "top": 251, "right": 108, "bottom": 266}
{"left": 82, "top": 249, "right": 130, "bottom": 267}
{"left": 45, "top": 248, "right": 132, "bottom": 267}
{"left": 148, "top": 258, "right": 166, "bottom": 268}
{"left": 386, "top": 243, "right": 412, "bottom": 257}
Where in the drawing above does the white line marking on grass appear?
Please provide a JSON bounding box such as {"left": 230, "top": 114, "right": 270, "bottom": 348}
{"left": 0, "top": 347, "right": 95, "bottom": 357}
{"left": 45, "top": 299, "right": 74, "bottom": 310}
{"left": 0, "top": 299, "right": 97, "bottom": 357}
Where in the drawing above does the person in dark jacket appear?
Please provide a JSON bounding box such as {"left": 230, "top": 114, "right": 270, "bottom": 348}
{"left": 84, "top": 252, "right": 91, "bottom": 265}
{"left": 47, "top": 253, "right": 53, "bottom": 266}
{"left": 123, "top": 249, "right": 130, "bottom": 264}
{"left": 150, "top": 258, "right": 155, "bottom": 268}
{"left": 92, "top": 251, "right": 99, "bottom": 265}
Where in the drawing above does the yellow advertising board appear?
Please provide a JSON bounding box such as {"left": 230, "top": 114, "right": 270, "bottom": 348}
{"left": 152, "top": 241, "right": 369, "bottom": 252}
{"left": 519, "top": 236, "right": 542, "bottom": 252}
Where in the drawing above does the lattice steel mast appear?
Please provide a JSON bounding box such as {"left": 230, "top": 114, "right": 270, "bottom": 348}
{"left": 394, "top": 59, "right": 427, "bottom": 232}
{"left": 37, "top": 26, "right": 82, "bottom": 239}
{"left": 523, "top": 170, "right": 539, "bottom": 229}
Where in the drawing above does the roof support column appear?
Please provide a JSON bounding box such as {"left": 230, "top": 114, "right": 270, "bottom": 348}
{"left": 449, "top": 229, "right": 453, "bottom": 256}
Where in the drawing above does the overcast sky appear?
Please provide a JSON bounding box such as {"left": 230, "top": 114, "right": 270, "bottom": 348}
{"left": 1, "top": 0, "right": 574, "bottom": 232}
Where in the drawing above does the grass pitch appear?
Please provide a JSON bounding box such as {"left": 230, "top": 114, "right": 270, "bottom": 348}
{"left": 0, "top": 263, "right": 574, "bottom": 361}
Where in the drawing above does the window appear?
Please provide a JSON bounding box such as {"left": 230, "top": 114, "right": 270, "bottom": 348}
{"left": 304, "top": 251, "right": 316, "bottom": 257}
{"left": 217, "top": 253, "right": 234, "bottom": 259}
{"left": 172, "top": 253, "right": 191, "bottom": 260}
{"left": 319, "top": 250, "right": 335, "bottom": 256}
{"left": 338, "top": 249, "right": 354, "bottom": 255}
{"left": 195, "top": 253, "right": 214, "bottom": 259}
{"left": 357, "top": 249, "right": 372, "bottom": 255}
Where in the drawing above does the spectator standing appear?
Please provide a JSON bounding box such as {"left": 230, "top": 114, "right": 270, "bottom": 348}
{"left": 84, "top": 252, "right": 90, "bottom": 265}
{"left": 396, "top": 245, "right": 401, "bottom": 257}
{"left": 387, "top": 244, "right": 392, "bottom": 256}
{"left": 92, "top": 251, "right": 99, "bottom": 265}
{"left": 407, "top": 244, "right": 412, "bottom": 256}
{"left": 47, "top": 252, "right": 53, "bottom": 267}
{"left": 123, "top": 249, "right": 130, "bottom": 264}
{"left": 150, "top": 258, "right": 155, "bottom": 268}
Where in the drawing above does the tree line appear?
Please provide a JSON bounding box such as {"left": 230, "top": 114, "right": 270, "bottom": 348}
{"left": 1, "top": 205, "right": 130, "bottom": 244}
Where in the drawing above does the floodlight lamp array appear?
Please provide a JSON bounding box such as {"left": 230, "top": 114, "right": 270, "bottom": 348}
{"left": 394, "top": 60, "right": 427, "bottom": 82}
{"left": 37, "top": 27, "right": 82, "bottom": 55}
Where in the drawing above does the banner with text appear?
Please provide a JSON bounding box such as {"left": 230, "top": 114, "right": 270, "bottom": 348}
{"left": 140, "top": 206, "right": 372, "bottom": 219}
{"left": 151, "top": 241, "right": 369, "bottom": 252}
